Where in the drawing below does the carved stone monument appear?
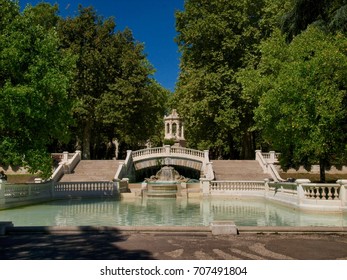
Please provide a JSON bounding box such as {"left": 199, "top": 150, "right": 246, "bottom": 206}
{"left": 164, "top": 109, "right": 186, "bottom": 147}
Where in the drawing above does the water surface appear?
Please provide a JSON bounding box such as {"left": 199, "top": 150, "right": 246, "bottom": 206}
{"left": 1, "top": 197, "right": 346, "bottom": 227}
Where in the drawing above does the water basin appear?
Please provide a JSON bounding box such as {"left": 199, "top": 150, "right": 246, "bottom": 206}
{"left": 1, "top": 197, "right": 346, "bottom": 227}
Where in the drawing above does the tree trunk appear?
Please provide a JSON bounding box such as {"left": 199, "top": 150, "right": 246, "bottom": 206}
{"left": 319, "top": 158, "right": 326, "bottom": 183}
{"left": 241, "top": 131, "right": 254, "bottom": 159}
{"left": 82, "top": 120, "right": 92, "bottom": 160}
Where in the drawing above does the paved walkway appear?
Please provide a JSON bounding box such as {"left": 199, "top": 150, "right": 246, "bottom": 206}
{"left": 1, "top": 227, "right": 347, "bottom": 260}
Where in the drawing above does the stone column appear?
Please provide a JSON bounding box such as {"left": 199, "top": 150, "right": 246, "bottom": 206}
{"left": 337, "top": 180, "right": 347, "bottom": 206}
{"left": 164, "top": 145, "right": 171, "bottom": 155}
{"left": 204, "top": 150, "right": 210, "bottom": 163}
{"left": 269, "top": 151, "right": 276, "bottom": 163}
{"left": 200, "top": 178, "right": 210, "bottom": 196}
{"left": 296, "top": 179, "right": 311, "bottom": 205}
{"left": 63, "top": 151, "right": 69, "bottom": 163}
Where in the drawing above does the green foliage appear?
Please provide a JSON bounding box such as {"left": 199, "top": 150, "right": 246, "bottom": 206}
{"left": 0, "top": 0, "right": 20, "bottom": 31}
{"left": 58, "top": 6, "right": 168, "bottom": 158}
{"left": 174, "top": 0, "right": 288, "bottom": 158}
{"left": 0, "top": 2, "right": 75, "bottom": 178}
{"left": 245, "top": 27, "right": 347, "bottom": 181}
{"left": 282, "top": 0, "right": 347, "bottom": 40}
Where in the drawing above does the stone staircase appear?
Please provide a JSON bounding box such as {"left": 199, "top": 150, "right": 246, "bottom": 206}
{"left": 212, "top": 160, "right": 269, "bottom": 181}
{"left": 59, "top": 159, "right": 269, "bottom": 183}
{"left": 59, "top": 160, "right": 121, "bottom": 182}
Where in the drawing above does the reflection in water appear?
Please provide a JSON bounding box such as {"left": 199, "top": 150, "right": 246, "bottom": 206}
{"left": 0, "top": 197, "right": 346, "bottom": 227}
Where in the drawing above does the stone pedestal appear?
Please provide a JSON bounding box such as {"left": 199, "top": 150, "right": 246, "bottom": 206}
{"left": 210, "top": 221, "right": 238, "bottom": 235}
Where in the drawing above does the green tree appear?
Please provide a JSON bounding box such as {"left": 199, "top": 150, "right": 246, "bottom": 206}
{"left": 247, "top": 27, "right": 347, "bottom": 181}
{"left": 282, "top": 0, "right": 347, "bottom": 40}
{"left": 58, "top": 6, "right": 167, "bottom": 159}
{"left": 0, "top": 0, "right": 19, "bottom": 30}
{"left": 0, "top": 2, "right": 75, "bottom": 177}
{"left": 174, "top": 0, "right": 292, "bottom": 159}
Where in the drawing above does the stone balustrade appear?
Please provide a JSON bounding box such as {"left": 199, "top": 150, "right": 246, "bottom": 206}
{"left": 50, "top": 150, "right": 82, "bottom": 182}
{"left": 0, "top": 180, "right": 118, "bottom": 210}
{"left": 210, "top": 181, "right": 265, "bottom": 192}
{"left": 132, "top": 147, "right": 165, "bottom": 158}
{"left": 203, "top": 179, "right": 347, "bottom": 212}
{"left": 132, "top": 146, "right": 207, "bottom": 161}
{"left": 301, "top": 183, "right": 340, "bottom": 200}
{"left": 255, "top": 150, "right": 284, "bottom": 181}
{"left": 0, "top": 181, "right": 53, "bottom": 210}
{"left": 53, "top": 181, "right": 117, "bottom": 199}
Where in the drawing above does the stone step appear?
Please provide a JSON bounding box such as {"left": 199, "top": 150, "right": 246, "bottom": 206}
{"left": 148, "top": 184, "right": 177, "bottom": 192}
{"left": 60, "top": 160, "right": 121, "bottom": 182}
{"left": 212, "top": 160, "right": 269, "bottom": 181}
{"left": 144, "top": 192, "right": 177, "bottom": 198}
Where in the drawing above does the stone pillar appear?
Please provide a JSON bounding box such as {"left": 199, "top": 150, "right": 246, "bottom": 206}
{"left": 164, "top": 145, "right": 171, "bottom": 155}
{"left": 204, "top": 150, "right": 210, "bottom": 162}
{"left": 264, "top": 179, "right": 270, "bottom": 197}
{"left": 205, "top": 162, "right": 213, "bottom": 180}
{"left": 200, "top": 178, "right": 210, "bottom": 196}
{"left": 63, "top": 151, "right": 69, "bottom": 163}
{"left": 269, "top": 151, "right": 276, "bottom": 163}
{"left": 119, "top": 178, "right": 129, "bottom": 193}
{"left": 296, "top": 179, "right": 311, "bottom": 205}
{"left": 337, "top": 180, "right": 347, "bottom": 206}
{"left": 75, "top": 150, "right": 82, "bottom": 160}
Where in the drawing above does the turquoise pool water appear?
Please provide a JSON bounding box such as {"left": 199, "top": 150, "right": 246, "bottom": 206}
{"left": 1, "top": 197, "right": 346, "bottom": 227}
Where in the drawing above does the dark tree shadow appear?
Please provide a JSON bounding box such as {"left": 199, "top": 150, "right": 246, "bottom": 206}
{"left": 0, "top": 226, "right": 154, "bottom": 260}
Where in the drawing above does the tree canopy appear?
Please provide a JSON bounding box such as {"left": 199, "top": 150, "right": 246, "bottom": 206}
{"left": 0, "top": 1, "right": 168, "bottom": 177}
{"left": 173, "top": 0, "right": 290, "bottom": 159}
{"left": 58, "top": 6, "right": 168, "bottom": 159}
{"left": 242, "top": 27, "right": 347, "bottom": 181}
{"left": 174, "top": 0, "right": 347, "bottom": 181}
{"left": 0, "top": 0, "right": 75, "bottom": 177}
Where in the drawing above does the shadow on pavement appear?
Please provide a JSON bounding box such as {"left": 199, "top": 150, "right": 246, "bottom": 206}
{"left": 0, "top": 226, "right": 154, "bottom": 260}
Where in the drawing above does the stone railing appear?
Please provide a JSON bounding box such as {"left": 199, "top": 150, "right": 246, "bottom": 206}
{"left": 210, "top": 181, "right": 265, "bottom": 192}
{"left": 202, "top": 178, "right": 347, "bottom": 212}
{"left": 259, "top": 151, "right": 280, "bottom": 164}
{"left": 50, "top": 150, "right": 82, "bottom": 182}
{"left": 301, "top": 182, "right": 340, "bottom": 200}
{"left": 132, "top": 147, "right": 165, "bottom": 158}
{"left": 267, "top": 179, "right": 346, "bottom": 211}
{"left": 170, "top": 146, "right": 206, "bottom": 159}
{"left": 132, "top": 146, "right": 208, "bottom": 162}
{"left": 53, "top": 181, "right": 116, "bottom": 198}
{"left": 0, "top": 179, "right": 123, "bottom": 209}
{"left": 255, "top": 150, "right": 284, "bottom": 182}
{"left": 51, "top": 152, "right": 75, "bottom": 162}
{"left": 0, "top": 181, "right": 53, "bottom": 210}
{"left": 268, "top": 181, "right": 297, "bottom": 195}
{"left": 114, "top": 150, "right": 135, "bottom": 182}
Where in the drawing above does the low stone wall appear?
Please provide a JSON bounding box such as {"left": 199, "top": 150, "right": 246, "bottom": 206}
{"left": 0, "top": 180, "right": 121, "bottom": 210}
{"left": 205, "top": 179, "right": 347, "bottom": 212}
{"left": 0, "top": 181, "right": 54, "bottom": 210}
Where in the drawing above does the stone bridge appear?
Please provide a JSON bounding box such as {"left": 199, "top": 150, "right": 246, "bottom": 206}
{"left": 125, "top": 146, "right": 213, "bottom": 180}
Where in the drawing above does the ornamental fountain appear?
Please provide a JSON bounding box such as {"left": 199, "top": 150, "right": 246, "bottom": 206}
{"left": 142, "top": 166, "right": 189, "bottom": 198}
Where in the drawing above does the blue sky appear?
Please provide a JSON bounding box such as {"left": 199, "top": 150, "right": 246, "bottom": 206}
{"left": 20, "top": 0, "right": 185, "bottom": 91}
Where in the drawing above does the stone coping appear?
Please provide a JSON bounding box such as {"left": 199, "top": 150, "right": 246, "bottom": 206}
{"left": 4, "top": 225, "right": 347, "bottom": 235}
